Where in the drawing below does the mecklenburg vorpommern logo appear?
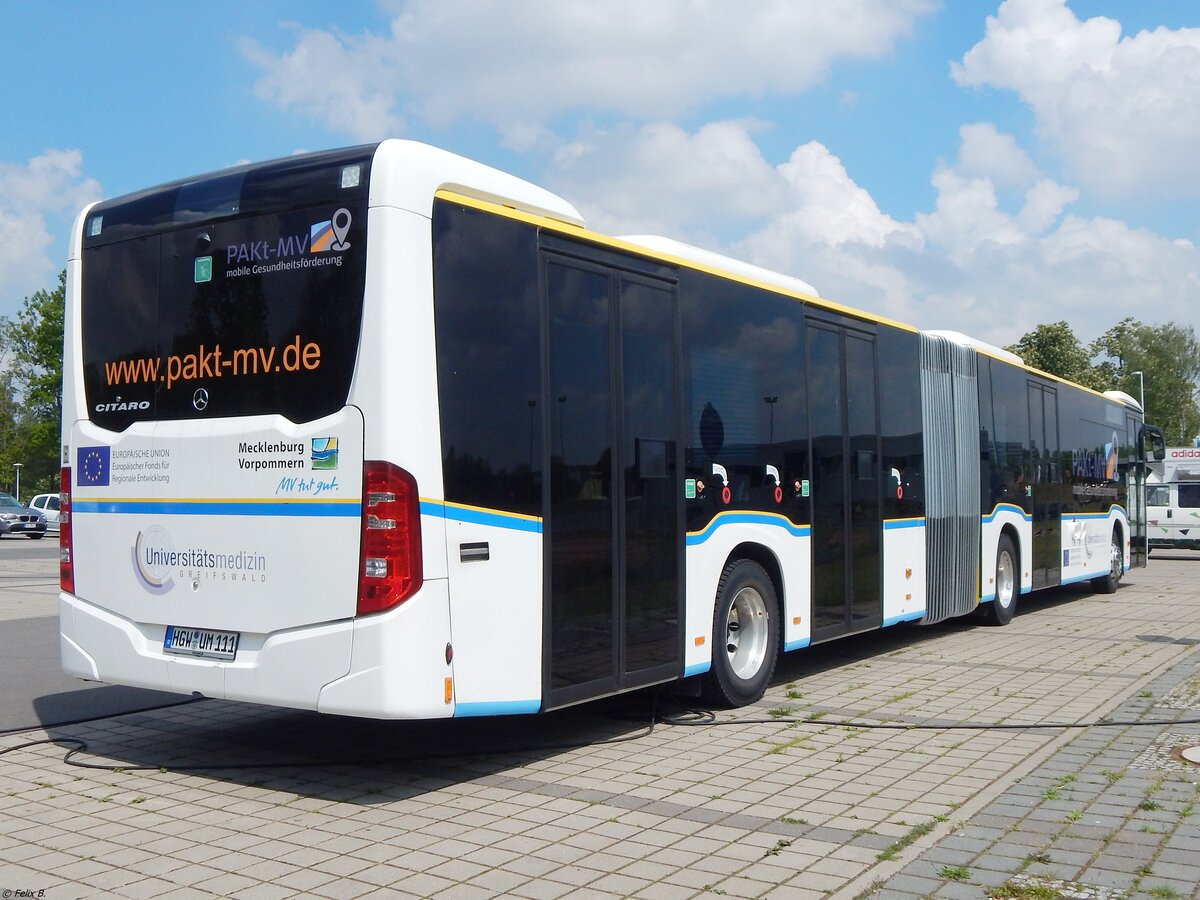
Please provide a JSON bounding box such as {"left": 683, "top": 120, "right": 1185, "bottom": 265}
{"left": 311, "top": 437, "right": 338, "bottom": 470}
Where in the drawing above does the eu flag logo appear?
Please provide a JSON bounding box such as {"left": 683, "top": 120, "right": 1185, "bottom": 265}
{"left": 78, "top": 445, "right": 111, "bottom": 486}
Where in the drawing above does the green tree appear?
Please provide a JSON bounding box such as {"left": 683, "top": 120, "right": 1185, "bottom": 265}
{"left": 0, "top": 269, "right": 65, "bottom": 496}
{"left": 0, "top": 370, "right": 24, "bottom": 495}
{"left": 1091, "top": 317, "right": 1200, "bottom": 444}
{"left": 1006, "top": 321, "right": 1104, "bottom": 389}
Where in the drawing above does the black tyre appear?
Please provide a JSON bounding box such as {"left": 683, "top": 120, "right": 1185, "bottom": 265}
{"left": 1091, "top": 530, "right": 1122, "bottom": 594}
{"left": 981, "top": 534, "right": 1017, "bottom": 626}
{"left": 702, "top": 559, "right": 780, "bottom": 707}
{"left": 26, "top": 533, "right": 45, "bottom": 540}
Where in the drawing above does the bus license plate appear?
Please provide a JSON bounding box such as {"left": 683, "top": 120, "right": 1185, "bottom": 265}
{"left": 163, "top": 625, "right": 239, "bottom": 661}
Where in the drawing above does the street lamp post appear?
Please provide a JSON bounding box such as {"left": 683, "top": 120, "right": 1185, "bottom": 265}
{"left": 763, "top": 396, "right": 778, "bottom": 446}
{"left": 12, "top": 462, "right": 22, "bottom": 504}
{"left": 1130, "top": 370, "right": 1145, "bottom": 413}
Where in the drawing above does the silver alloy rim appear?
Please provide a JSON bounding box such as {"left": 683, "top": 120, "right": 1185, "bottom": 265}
{"left": 726, "top": 586, "right": 769, "bottom": 680}
{"left": 996, "top": 549, "right": 1015, "bottom": 609}
{"left": 1110, "top": 539, "right": 1122, "bottom": 583}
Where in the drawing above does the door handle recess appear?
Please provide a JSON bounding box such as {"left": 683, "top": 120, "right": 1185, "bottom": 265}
{"left": 460, "top": 542, "right": 490, "bottom": 562}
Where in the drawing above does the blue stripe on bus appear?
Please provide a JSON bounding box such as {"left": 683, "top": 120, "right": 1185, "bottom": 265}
{"left": 980, "top": 586, "right": 1032, "bottom": 602}
{"left": 686, "top": 512, "right": 810, "bottom": 546}
{"left": 883, "top": 611, "right": 925, "bottom": 626}
{"left": 1060, "top": 570, "right": 1114, "bottom": 586}
{"left": 422, "top": 501, "right": 543, "bottom": 533}
{"left": 983, "top": 503, "right": 1033, "bottom": 523}
{"left": 883, "top": 518, "right": 925, "bottom": 530}
{"left": 783, "top": 637, "right": 811, "bottom": 652}
{"left": 684, "top": 661, "right": 711, "bottom": 677}
{"left": 453, "top": 699, "right": 541, "bottom": 717}
{"left": 73, "top": 500, "right": 360, "bottom": 517}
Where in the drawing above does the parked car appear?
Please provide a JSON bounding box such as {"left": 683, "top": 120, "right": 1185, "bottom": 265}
{"left": 28, "top": 492, "right": 61, "bottom": 530}
{"left": 0, "top": 493, "right": 47, "bottom": 539}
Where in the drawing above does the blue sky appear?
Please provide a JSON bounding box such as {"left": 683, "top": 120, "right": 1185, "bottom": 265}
{"left": 2, "top": 0, "right": 1198, "bottom": 347}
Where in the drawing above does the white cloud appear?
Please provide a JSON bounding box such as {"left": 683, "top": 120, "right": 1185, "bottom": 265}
{"left": 955, "top": 122, "right": 1038, "bottom": 188}
{"left": 544, "top": 120, "right": 787, "bottom": 245}
{"left": 0, "top": 150, "right": 101, "bottom": 318}
{"left": 246, "top": 0, "right": 936, "bottom": 137}
{"left": 242, "top": 29, "right": 406, "bottom": 141}
{"left": 773, "top": 142, "right": 922, "bottom": 250}
{"left": 953, "top": 0, "right": 1200, "bottom": 198}
{"left": 1018, "top": 178, "right": 1079, "bottom": 234}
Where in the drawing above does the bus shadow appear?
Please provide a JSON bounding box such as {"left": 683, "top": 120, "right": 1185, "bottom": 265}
{"left": 52, "top": 690, "right": 672, "bottom": 805}
{"left": 50, "top": 586, "right": 1128, "bottom": 803}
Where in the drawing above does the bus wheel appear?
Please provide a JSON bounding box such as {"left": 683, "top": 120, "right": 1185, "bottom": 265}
{"left": 702, "top": 559, "right": 779, "bottom": 707}
{"left": 982, "top": 535, "right": 1017, "bottom": 626}
{"left": 1092, "top": 531, "right": 1123, "bottom": 594}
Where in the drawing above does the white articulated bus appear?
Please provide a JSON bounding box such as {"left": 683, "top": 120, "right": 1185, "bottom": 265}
{"left": 1146, "top": 447, "right": 1200, "bottom": 551}
{"left": 59, "top": 141, "right": 1166, "bottom": 718}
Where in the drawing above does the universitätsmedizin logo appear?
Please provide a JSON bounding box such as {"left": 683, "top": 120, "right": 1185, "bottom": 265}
{"left": 132, "top": 526, "right": 176, "bottom": 595}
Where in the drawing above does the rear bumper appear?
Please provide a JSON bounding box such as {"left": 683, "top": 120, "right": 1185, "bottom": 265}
{"left": 59, "top": 579, "right": 455, "bottom": 718}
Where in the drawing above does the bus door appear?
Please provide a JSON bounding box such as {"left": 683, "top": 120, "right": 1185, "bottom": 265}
{"left": 542, "top": 249, "right": 682, "bottom": 709}
{"left": 806, "top": 320, "right": 883, "bottom": 640}
{"left": 1126, "top": 411, "right": 1147, "bottom": 566}
{"left": 1028, "top": 382, "right": 1061, "bottom": 588}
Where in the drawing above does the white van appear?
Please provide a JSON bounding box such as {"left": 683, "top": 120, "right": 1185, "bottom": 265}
{"left": 1146, "top": 448, "right": 1200, "bottom": 551}
{"left": 28, "top": 493, "right": 61, "bottom": 530}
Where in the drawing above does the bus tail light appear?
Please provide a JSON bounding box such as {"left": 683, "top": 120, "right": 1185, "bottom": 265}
{"left": 59, "top": 468, "right": 74, "bottom": 594}
{"left": 357, "top": 461, "right": 423, "bottom": 616}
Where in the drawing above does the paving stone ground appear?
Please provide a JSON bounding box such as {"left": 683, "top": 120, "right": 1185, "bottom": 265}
{"left": 2, "top": 547, "right": 1198, "bottom": 899}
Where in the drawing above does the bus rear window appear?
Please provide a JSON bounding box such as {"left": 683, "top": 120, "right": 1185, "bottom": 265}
{"left": 81, "top": 201, "right": 367, "bottom": 430}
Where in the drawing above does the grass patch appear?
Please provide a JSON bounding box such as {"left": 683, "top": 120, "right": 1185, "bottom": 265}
{"left": 763, "top": 838, "right": 793, "bottom": 858}
{"left": 876, "top": 816, "right": 946, "bottom": 861}
{"left": 1148, "top": 887, "right": 1180, "bottom": 899}
{"left": 939, "top": 865, "right": 970, "bottom": 881}
{"left": 764, "top": 736, "right": 816, "bottom": 755}
{"left": 990, "top": 882, "right": 1060, "bottom": 900}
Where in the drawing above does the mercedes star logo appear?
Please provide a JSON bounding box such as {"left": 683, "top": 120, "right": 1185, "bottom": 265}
{"left": 192, "top": 388, "right": 210, "bottom": 411}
